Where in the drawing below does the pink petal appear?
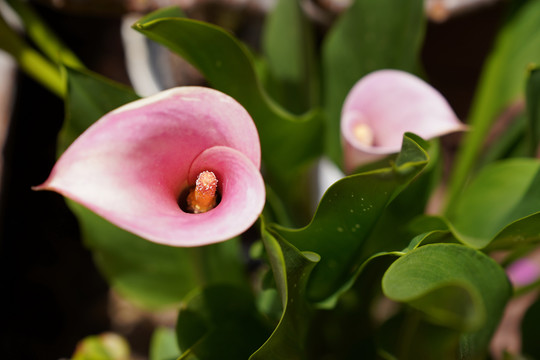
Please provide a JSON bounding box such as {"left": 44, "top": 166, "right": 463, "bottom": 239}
{"left": 35, "top": 87, "right": 265, "bottom": 247}
{"left": 341, "top": 69, "right": 466, "bottom": 172}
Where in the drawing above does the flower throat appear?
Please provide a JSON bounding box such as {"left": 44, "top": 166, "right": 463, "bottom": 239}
{"left": 179, "top": 171, "right": 220, "bottom": 213}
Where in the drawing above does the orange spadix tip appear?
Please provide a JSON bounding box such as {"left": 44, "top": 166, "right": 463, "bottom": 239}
{"left": 187, "top": 171, "right": 218, "bottom": 213}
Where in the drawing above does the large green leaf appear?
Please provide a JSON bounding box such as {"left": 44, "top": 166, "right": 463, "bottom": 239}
{"left": 262, "top": 0, "right": 319, "bottom": 114}
{"left": 175, "top": 285, "right": 271, "bottom": 360}
{"left": 414, "top": 158, "right": 540, "bottom": 250}
{"left": 448, "top": 158, "right": 540, "bottom": 249}
{"left": 378, "top": 311, "right": 462, "bottom": 360}
{"left": 488, "top": 212, "right": 540, "bottom": 250}
{"left": 70, "top": 200, "right": 247, "bottom": 309}
{"left": 382, "top": 243, "right": 512, "bottom": 358}
{"left": 358, "top": 139, "right": 443, "bottom": 261}
{"left": 526, "top": 65, "right": 540, "bottom": 156}
{"left": 321, "top": 0, "right": 425, "bottom": 164}
{"left": 272, "top": 134, "right": 429, "bottom": 302}
{"left": 448, "top": 0, "right": 540, "bottom": 207}
{"left": 133, "top": 16, "right": 324, "bottom": 179}
{"left": 250, "top": 228, "right": 320, "bottom": 359}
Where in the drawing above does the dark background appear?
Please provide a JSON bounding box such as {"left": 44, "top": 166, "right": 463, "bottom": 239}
{"left": 0, "top": 1, "right": 507, "bottom": 359}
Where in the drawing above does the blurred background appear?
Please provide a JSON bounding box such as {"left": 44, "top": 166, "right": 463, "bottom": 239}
{"left": 0, "top": 0, "right": 513, "bottom": 358}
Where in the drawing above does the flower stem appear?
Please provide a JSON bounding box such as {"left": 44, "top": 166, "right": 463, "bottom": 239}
{"left": 5, "top": 0, "right": 84, "bottom": 69}
{"left": 0, "top": 13, "right": 64, "bottom": 97}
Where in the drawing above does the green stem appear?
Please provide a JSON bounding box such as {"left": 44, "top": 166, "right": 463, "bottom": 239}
{"left": 0, "top": 14, "right": 64, "bottom": 97}
{"left": 187, "top": 246, "right": 209, "bottom": 286}
{"left": 5, "top": 0, "right": 84, "bottom": 69}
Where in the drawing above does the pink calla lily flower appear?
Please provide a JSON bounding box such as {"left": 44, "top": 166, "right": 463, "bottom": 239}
{"left": 507, "top": 258, "right": 540, "bottom": 287}
{"left": 341, "top": 69, "right": 467, "bottom": 172}
{"left": 35, "top": 87, "right": 265, "bottom": 247}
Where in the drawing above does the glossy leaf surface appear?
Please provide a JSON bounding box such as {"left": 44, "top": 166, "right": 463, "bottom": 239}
{"left": 273, "top": 134, "right": 429, "bottom": 301}
{"left": 382, "top": 244, "right": 511, "bottom": 358}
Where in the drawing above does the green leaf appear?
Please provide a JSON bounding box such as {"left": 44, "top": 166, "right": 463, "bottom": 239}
{"left": 175, "top": 285, "right": 271, "bottom": 360}
{"left": 250, "top": 228, "right": 320, "bottom": 359}
{"left": 358, "top": 138, "right": 443, "bottom": 260}
{"left": 72, "top": 333, "right": 131, "bottom": 360}
{"left": 262, "top": 0, "right": 319, "bottom": 114}
{"left": 489, "top": 212, "right": 540, "bottom": 250}
{"left": 136, "top": 5, "right": 185, "bottom": 24}
{"left": 526, "top": 65, "right": 540, "bottom": 156}
{"left": 378, "top": 311, "right": 461, "bottom": 360}
{"left": 448, "top": 158, "right": 540, "bottom": 249}
{"left": 0, "top": 12, "right": 64, "bottom": 97}
{"left": 5, "top": 0, "right": 83, "bottom": 69}
{"left": 150, "top": 327, "right": 180, "bottom": 360}
{"left": 477, "top": 113, "right": 528, "bottom": 168}
{"left": 133, "top": 16, "right": 324, "bottom": 179}
{"left": 382, "top": 243, "right": 512, "bottom": 358}
{"left": 272, "top": 134, "right": 429, "bottom": 302}
{"left": 448, "top": 0, "right": 540, "bottom": 208}
{"left": 321, "top": 0, "right": 425, "bottom": 163}
{"left": 69, "top": 200, "right": 246, "bottom": 309}
{"left": 59, "top": 67, "right": 139, "bottom": 154}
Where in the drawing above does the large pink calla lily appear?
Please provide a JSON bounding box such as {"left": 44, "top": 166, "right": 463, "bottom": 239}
{"left": 35, "top": 87, "right": 265, "bottom": 247}
{"left": 341, "top": 69, "right": 467, "bottom": 172}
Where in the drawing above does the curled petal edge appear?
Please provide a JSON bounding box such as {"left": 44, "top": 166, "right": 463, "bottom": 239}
{"left": 341, "top": 70, "right": 467, "bottom": 172}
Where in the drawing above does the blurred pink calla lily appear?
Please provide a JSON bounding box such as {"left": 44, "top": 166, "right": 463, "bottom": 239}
{"left": 341, "top": 69, "right": 467, "bottom": 172}
{"left": 35, "top": 87, "right": 265, "bottom": 247}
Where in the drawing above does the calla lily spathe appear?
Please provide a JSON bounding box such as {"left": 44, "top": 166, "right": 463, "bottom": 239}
{"left": 341, "top": 69, "right": 467, "bottom": 172}
{"left": 35, "top": 87, "right": 265, "bottom": 247}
